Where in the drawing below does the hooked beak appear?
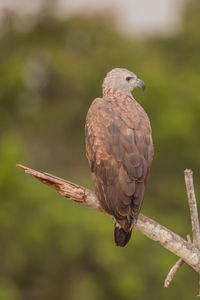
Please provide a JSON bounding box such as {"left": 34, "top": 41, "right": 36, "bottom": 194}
{"left": 135, "top": 78, "right": 145, "bottom": 91}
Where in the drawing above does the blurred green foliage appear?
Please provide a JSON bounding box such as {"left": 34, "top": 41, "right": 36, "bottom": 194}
{"left": 0, "top": 0, "right": 200, "bottom": 299}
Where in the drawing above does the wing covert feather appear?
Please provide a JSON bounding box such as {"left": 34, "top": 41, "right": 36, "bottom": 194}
{"left": 85, "top": 96, "right": 154, "bottom": 230}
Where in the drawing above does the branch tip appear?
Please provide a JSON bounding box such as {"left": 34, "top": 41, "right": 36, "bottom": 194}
{"left": 16, "top": 163, "right": 27, "bottom": 170}
{"left": 184, "top": 168, "right": 193, "bottom": 175}
{"left": 164, "top": 235, "right": 192, "bottom": 288}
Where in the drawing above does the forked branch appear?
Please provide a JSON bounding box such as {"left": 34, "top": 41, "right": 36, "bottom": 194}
{"left": 17, "top": 164, "right": 200, "bottom": 278}
{"left": 184, "top": 169, "right": 200, "bottom": 297}
{"left": 164, "top": 170, "right": 200, "bottom": 294}
{"left": 164, "top": 235, "right": 191, "bottom": 288}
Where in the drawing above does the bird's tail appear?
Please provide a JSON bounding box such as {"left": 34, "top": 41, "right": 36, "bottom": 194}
{"left": 114, "top": 224, "right": 132, "bottom": 247}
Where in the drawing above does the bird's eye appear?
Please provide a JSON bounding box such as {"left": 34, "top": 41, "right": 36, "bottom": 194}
{"left": 126, "top": 76, "right": 133, "bottom": 81}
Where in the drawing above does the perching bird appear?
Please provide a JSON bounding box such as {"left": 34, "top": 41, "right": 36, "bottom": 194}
{"left": 85, "top": 68, "right": 154, "bottom": 247}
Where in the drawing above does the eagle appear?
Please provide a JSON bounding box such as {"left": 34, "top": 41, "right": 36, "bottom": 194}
{"left": 85, "top": 68, "right": 154, "bottom": 247}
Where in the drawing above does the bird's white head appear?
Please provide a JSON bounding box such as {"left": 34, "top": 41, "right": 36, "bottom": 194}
{"left": 102, "top": 68, "right": 145, "bottom": 98}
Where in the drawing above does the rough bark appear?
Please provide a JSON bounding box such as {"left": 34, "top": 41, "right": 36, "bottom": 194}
{"left": 184, "top": 169, "right": 200, "bottom": 247}
{"left": 16, "top": 164, "right": 200, "bottom": 275}
{"left": 164, "top": 258, "right": 184, "bottom": 287}
{"left": 184, "top": 169, "right": 200, "bottom": 296}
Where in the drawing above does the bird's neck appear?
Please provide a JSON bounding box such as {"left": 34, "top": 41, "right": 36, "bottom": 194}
{"left": 102, "top": 88, "right": 133, "bottom": 100}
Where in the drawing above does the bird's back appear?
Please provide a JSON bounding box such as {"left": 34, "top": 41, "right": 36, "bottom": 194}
{"left": 85, "top": 93, "right": 154, "bottom": 246}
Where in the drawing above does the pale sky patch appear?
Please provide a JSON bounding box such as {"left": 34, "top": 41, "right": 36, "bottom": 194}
{"left": 0, "top": 0, "right": 188, "bottom": 36}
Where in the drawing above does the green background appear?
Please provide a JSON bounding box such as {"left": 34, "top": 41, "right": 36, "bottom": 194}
{"left": 1, "top": 0, "right": 200, "bottom": 299}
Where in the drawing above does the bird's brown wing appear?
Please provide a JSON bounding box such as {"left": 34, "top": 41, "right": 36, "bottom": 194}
{"left": 85, "top": 97, "right": 154, "bottom": 231}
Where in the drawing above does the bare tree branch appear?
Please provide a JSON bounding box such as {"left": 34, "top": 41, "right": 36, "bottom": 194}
{"left": 16, "top": 164, "right": 200, "bottom": 274}
{"left": 184, "top": 169, "right": 200, "bottom": 297}
{"left": 164, "top": 169, "right": 200, "bottom": 289}
{"left": 164, "top": 235, "right": 192, "bottom": 288}
{"left": 164, "top": 169, "right": 200, "bottom": 292}
{"left": 164, "top": 258, "right": 184, "bottom": 288}
{"left": 184, "top": 169, "right": 200, "bottom": 248}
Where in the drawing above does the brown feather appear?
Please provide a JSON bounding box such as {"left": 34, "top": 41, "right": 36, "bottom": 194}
{"left": 85, "top": 76, "right": 154, "bottom": 245}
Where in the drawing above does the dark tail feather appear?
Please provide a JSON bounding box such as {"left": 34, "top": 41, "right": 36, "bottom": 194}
{"left": 114, "top": 225, "right": 132, "bottom": 247}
